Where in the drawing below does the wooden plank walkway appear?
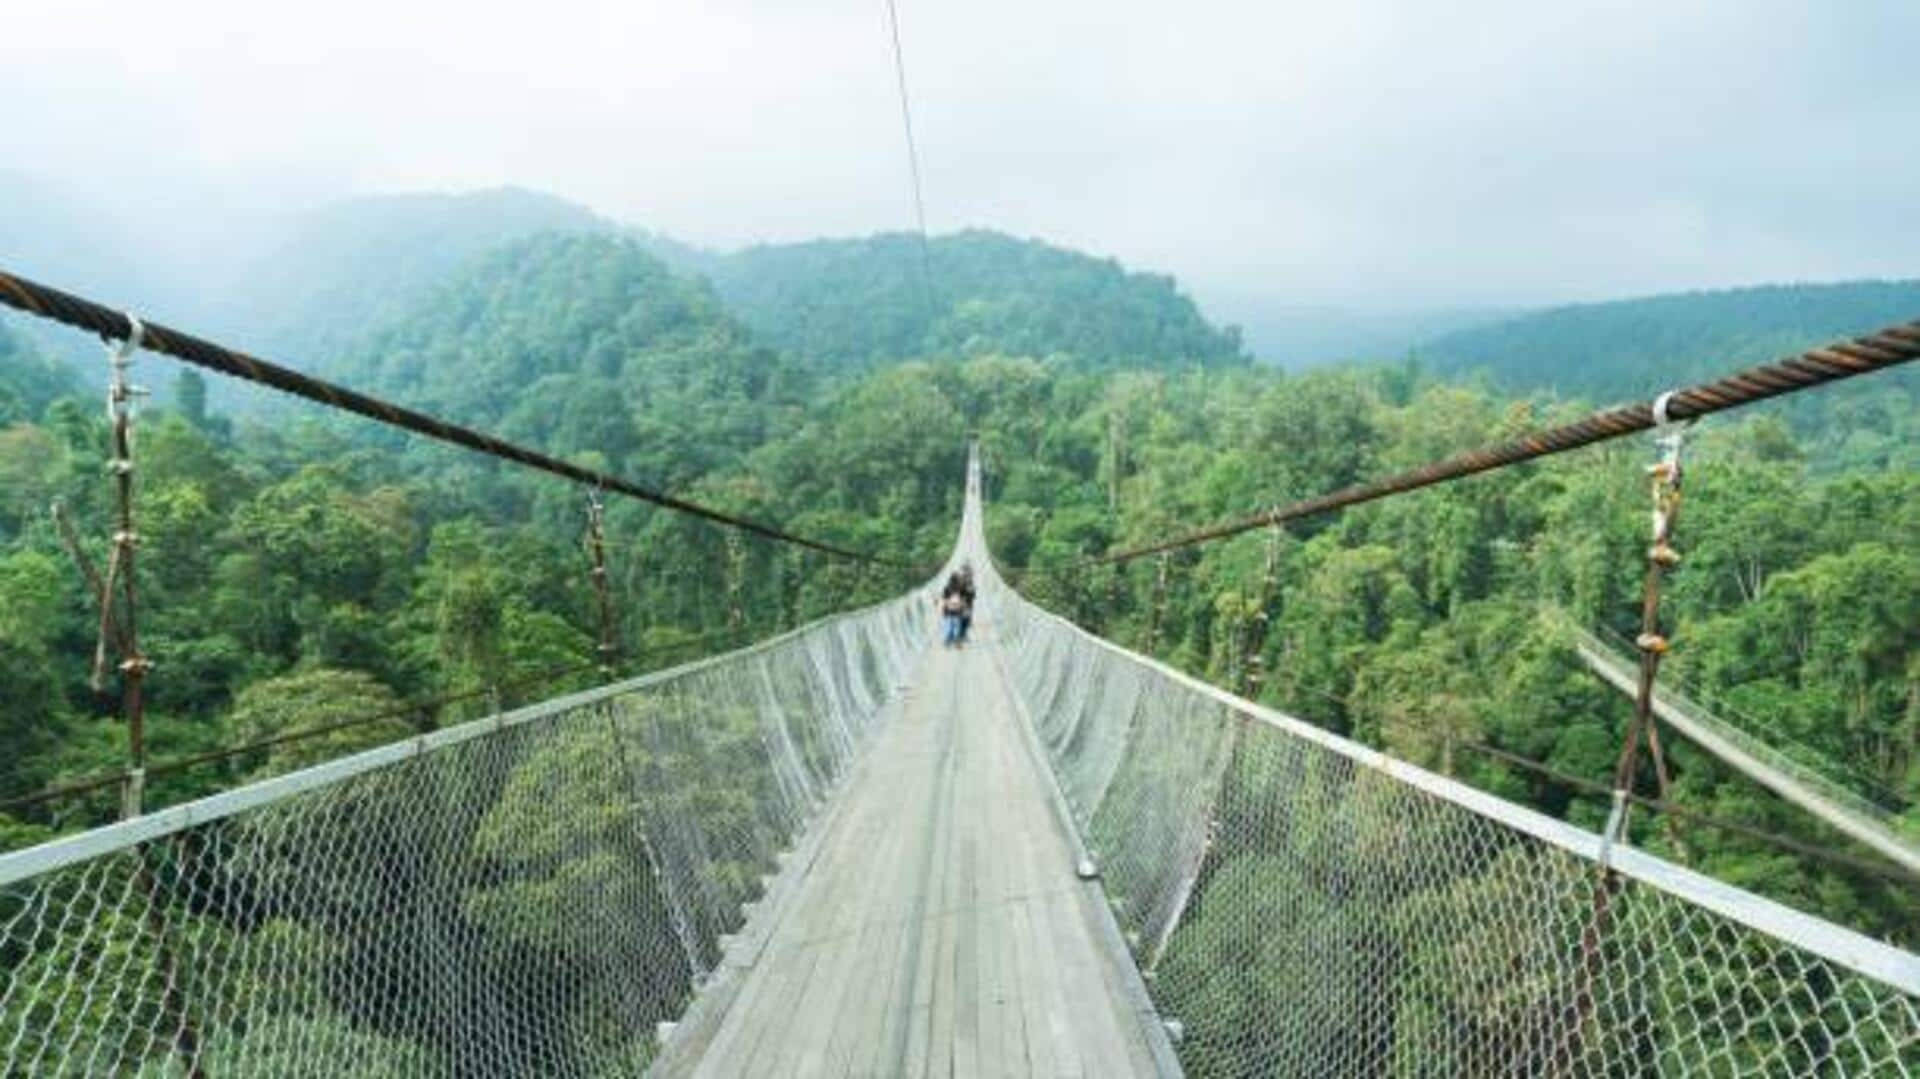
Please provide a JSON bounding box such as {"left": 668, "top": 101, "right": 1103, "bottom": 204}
{"left": 652, "top": 620, "right": 1170, "bottom": 1078}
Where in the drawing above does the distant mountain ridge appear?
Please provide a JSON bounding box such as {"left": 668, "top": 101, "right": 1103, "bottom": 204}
{"left": 648, "top": 229, "right": 1247, "bottom": 370}
{"left": 342, "top": 232, "right": 804, "bottom": 486}
{"left": 227, "top": 188, "right": 616, "bottom": 361}
{"left": 1420, "top": 280, "right": 1920, "bottom": 402}
{"left": 7, "top": 179, "right": 1915, "bottom": 415}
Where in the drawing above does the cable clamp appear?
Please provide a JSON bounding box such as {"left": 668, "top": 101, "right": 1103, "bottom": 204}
{"left": 107, "top": 314, "right": 146, "bottom": 363}
{"left": 1650, "top": 389, "right": 1680, "bottom": 430}
{"left": 103, "top": 314, "right": 149, "bottom": 423}
{"left": 1649, "top": 388, "right": 1696, "bottom": 473}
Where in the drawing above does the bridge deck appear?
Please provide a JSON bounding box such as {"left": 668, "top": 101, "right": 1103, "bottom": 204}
{"left": 652, "top": 622, "right": 1167, "bottom": 1078}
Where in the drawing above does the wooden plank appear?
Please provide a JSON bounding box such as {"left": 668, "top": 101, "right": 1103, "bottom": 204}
{"left": 661, "top": 674, "right": 909, "bottom": 1079}
{"left": 919, "top": 826, "right": 963, "bottom": 1079}
{"left": 784, "top": 679, "right": 930, "bottom": 1079}
{"left": 869, "top": 668, "right": 954, "bottom": 1078}
{"left": 950, "top": 836, "right": 982, "bottom": 1078}
{"left": 809, "top": 740, "right": 918, "bottom": 1076}
{"left": 664, "top": 625, "right": 1174, "bottom": 1078}
{"left": 973, "top": 683, "right": 1013, "bottom": 1079}
{"left": 901, "top": 697, "right": 959, "bottom": 1078}
{"left": 727, "top": 687, "right": 916, "bottom": 1077}
{"left": 1019, "top": 829, "right": 1082, "bottom": 1078}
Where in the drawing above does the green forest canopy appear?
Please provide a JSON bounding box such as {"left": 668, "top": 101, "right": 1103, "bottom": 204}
{"left": 0, "top": 223, "right": 1914, "bottom": 961}
{"left": 659, "top": 229, "right": 1248, "bottom": 370}
{"left": 1423, "top": 278, "right": 1920, "bottom": 400}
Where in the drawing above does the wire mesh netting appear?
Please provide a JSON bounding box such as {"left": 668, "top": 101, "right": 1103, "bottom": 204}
{"left": 0, "top": 594, "right": 928, "bottom": 1077}
{"left": 1568, "top": 621, "right": 1913, "bottom": 827}
{"left": 990, "top": 581, "right": 1920, "bottom": 1077}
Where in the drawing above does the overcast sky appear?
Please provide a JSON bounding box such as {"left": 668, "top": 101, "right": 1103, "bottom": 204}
{"left": 5, "top": 0, "right": 1918, "bottom": 315}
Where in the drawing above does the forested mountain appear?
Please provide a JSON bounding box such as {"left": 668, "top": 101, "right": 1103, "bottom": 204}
{"left": 0, "top": 183, "right": 619, "bottom": 387}
{"left": 227, "top": 188, "right": 617, "bottom": 361}
{"left": 342, "top": 232, "right": 808, "bottom": 486}
{"left": 2, "top": 219, "right": 1917, "bottom": 1079}
{"left": 656, "top": 229, "right": 1247, "bottom": 370}
{"left": 1424, "top": 280, "right": 1920, "bottom": 400}
{"left": 1209, "top": 299, "right": 1516, "bottom": 369}
{"left": 2, "top": 181, "right": 1915, "bottom": 975}
{"left": 1421, "top": 281, "right": 1920, "bottom": 473}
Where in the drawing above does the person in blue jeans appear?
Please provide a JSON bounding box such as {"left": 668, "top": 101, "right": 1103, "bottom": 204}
{"left": 938, "top": 570, "right": 975, "bottom": 648}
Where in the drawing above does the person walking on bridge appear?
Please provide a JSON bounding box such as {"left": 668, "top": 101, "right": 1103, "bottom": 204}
{"left": 957, "top": 562, "right": 977, "bottom": 642}
{"left": 938, "top": 569, "right": 975, "bottom": 648}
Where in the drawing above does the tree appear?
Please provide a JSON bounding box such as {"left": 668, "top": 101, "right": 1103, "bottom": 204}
{"left": 224, "top": 669, "right": 411, "bottom": 779}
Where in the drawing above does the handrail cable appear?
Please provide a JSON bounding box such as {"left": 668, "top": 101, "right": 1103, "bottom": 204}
{"left": 0, "top": 268, "right": 917, "bottom": 568}
{"left": 1078, "top": 318, "right": 1920, "bottom": 567}
{"left": 0, "top": 622, "right": 761, "bottom": 818}
{"left": 1584, "top": 617, "right": 1908, "bottom": 812}
{"left": 1265, "top": 678, "right": 1919, "bottom": 886}
{"left": 0, "top": 661, "right": 598, "bottom": 817}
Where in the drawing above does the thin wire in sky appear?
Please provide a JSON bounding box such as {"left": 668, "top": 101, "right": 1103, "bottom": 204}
{"left": 883, "top": 0, "right": 940, "bottom": 322}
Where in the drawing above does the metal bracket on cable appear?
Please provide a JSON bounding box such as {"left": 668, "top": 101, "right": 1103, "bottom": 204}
{"left": 1638, "top": 390, "right": 1694, "bottom": 649}
{"left": 1649, "top": 390, "right": 1695, "bottom": 479}
{"left": 105, "top": 315, "right": 148, "bottom": 442}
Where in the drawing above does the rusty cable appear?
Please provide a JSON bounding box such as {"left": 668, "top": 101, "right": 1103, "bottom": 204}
{"left": 0, "top": 268, "right": 916, "bottom": 568}
{"left": 1078, "top": 319, "right": 1920, "bottom": 567}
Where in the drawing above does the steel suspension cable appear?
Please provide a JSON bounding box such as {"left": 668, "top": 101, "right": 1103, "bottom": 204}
{"left": 881, "top": 0, "right": 939, "bottom": 322}
{"left": 0, "top": 267, "right": 916, "bottom": 568}
{"left": 1080, "top": 318, "right": 1920, "bottom": 567}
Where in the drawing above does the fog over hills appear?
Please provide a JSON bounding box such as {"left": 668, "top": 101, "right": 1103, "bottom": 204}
{"left": 4, "top": 181, "right": 1916, "bottom": 401}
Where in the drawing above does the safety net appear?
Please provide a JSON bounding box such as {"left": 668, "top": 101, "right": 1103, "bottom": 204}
{"left": 0, "top": 594, "right": 928, "bottom": 1076}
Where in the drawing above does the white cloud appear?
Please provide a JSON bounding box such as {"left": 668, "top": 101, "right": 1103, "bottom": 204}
{"left": 3, "top": 0, "right": 1917, "bottom": 310}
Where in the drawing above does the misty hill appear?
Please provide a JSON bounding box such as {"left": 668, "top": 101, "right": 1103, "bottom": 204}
{"left": 658, "top": 230, "right": 1246, "bottom": 369}
{"left": 0, "top": 175, "right": 132, "bottom": 311}
{"left": 1217, "top": 302, "right": 1518, "bottom": 369}
{"left": 227, "top": 188, "right": 616, "bottom": 361}
{"left": 0, "top": 321, "right": 75, "bottom": 426}
{"left": 1423, "top": 280, "right": 1920, "bottom": 401}
{"left": 5, "top": 180, "right": 1246, "bottom": 383}
{"left": 344, "top": 233, "right": 805, "bottom": 485}
{"left": 0, "top": 182, "right": 617, "bottom": 379}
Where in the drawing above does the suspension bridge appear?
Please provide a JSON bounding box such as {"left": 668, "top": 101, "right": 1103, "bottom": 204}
{"left": 0, "top": 270, "right": 1917, "bottom": 1075}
